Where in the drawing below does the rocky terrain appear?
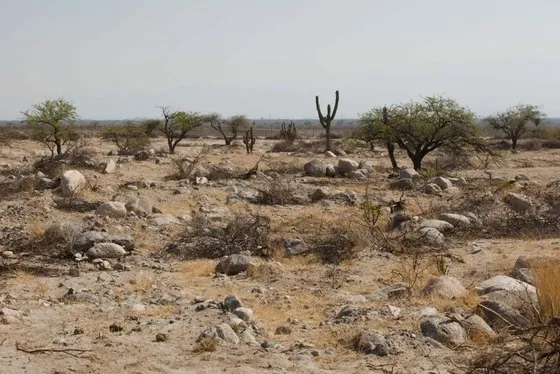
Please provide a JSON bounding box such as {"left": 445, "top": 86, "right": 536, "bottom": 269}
{"left": 1, "top": 137, "right": 560, "bottom": 374}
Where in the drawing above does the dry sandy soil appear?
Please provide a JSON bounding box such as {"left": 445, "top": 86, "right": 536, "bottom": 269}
{"left": 0, "top": 136, "right": 559, "bottom": 374}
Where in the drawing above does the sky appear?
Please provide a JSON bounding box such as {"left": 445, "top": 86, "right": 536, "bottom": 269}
{"left": 1, "top": 0, "right": 559, "bottom": 120}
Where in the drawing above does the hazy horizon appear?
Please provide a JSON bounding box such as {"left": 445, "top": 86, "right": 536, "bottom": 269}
{"left": 1, "top": 0, "right": 559, "bottom": 120}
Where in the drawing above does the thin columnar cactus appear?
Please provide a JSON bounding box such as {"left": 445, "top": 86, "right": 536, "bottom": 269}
{"left": 243, "top": 127, "right": 256, "bottom": 154}
{"left": 315, "top": 90, "right": 339, "bottom": 152}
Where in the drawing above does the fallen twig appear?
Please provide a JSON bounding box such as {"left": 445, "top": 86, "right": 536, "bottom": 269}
{"left": 16, "top": 342, "right": 92, "bottom": 359}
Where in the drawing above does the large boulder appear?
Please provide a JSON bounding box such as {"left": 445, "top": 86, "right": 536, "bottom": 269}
{"left": 125, "top": 197, "right": 153, "bottom": 217}
{"left": 399, "top": 167, "right": 420, "bottom": 179}
{"left": 147, "top": 214, "right": 180, "bottom": 227}
{"left": 95, "top": 202, "right": 127, "bottom": 218}
{"left": 353, "top": 332, "right": 389, "bottom": 356}
{"left": 44, "top": 222, "right": 83, "bottom": 244}
{"left": 433, "top": 177, "right": 453, "bottom": 190}
{"left": 512, "top": 256, "right": 555, "bottom": 285}
{"left": 504, "top": 193, "right": 532, "bottom": 213}
{"left": 390, "top": 178, "right": 414, "bottom": 190}
{"left": 86, "top": 243, "right": 126, "bottom": 259}
{"left": 419, "top": 219, "right": 454, "bottom": 233}
{"left": 347, "top": 170, "right": 366, "bottom": 180}
{"left": 303, "top": 159, "right": 327, "bottom": 177}
{"left": 60, "top": 170, "right": 86, "bottom": 197}
{"left": 73, "top": 231, "right": 135, "bottom": 252}
{"left": 424, "top": 183, "right": 442, "bottom": 195}
{"left": 309, "top": 188, "right": 329, "bottom": 202}
{"left": 420, "top": 316, "right": 468, "bottom": 347}
{"left": 338, "top": 158, "right": 360, "bottom": 174}
{"left": 417, "top": 227, "right": 445, "bottom": 247}
{"left": 215, "top": 254, "right": 251, "bottom": 275}
{"left": 476, "top": 275, "right": 537, "bottom": 312}
{"left": 477, "top": 300, "right": 530, "bottom": 329}
{"left": 464, "top": 315, "right": 496, "bottom": 338}
{"left": 438, "top": 213, "right": 471, "bottom": 227}
{"left": 475, "top": 275, "right": 536, "bottom": 298}
{"left": 423, "top": 276, "right": 467, "bottom": 299}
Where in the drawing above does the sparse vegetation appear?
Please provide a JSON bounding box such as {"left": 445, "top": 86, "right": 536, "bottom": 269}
{"left": 485, "top": 104, "right": 546, "bottom": 150}
{"left": 101, "top": 122, "right": 151, "bottom": 154}
{"left": 158, "top": 106, "right": 205, "bottom": 154}
{"left": 22, "top": 98, "right": 79, "bottom": 157}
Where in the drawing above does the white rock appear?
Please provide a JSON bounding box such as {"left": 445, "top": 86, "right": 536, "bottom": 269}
{"left": 433, "top": 177, "right": 453, "bottom": 190}
{"left": 95, "top": 202, "right": 127, "bottom": 218}
{"left": 86, "top": 243, "right": 126, "bottom": 259}
{"left": 103, "top": 159, "right": 117, "bottom": 174}
{"left": 338, "top": 158, "right": 360, "bottom": 174}
{"left": 60, "top": 170, "right": 86, "bottom": 197}
{"left": 504, "top": 193, "right": 532, "bottom": 213}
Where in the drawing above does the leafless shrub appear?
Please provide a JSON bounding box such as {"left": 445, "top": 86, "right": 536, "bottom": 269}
{"left": 312, "top": 227, "right": 358, "bottom": 265}
{"left": 254, "top": 177, "right": 301, "bottom": 206}
{"left": 468, "top": 319, "right": 560, "bottom": 374}
{"left": 542, "top": 139, "right": 560, "bottom": 149}
{"left": 171, "top": 146, "right": 211, "bottom": 180}
{"left": 265, "top": 159, "right": 302, "bottom": 175}
{"left": 164, "top": 211, "right": 272, "bottom": 260}
{"left": 34, "top": 138, "right": 98, "bottom": 178}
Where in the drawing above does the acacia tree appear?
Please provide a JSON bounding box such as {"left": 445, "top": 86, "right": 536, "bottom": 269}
{"left": 357, "top": 105, "right": 399, "bottom": 169}
{"left": 159, "top": 106, "right": 204, "bottom": 154}
{"left": 22, "top": 98, "right": 78, "bottom": 157}
{"left": 484, "top": 104, "right": 545, "bottom": 150}
{"left": 207, "top": 113, "right": 249, "bottom": 145}
{"left": 390, "top": 96, "right": 485, "bottom": 170}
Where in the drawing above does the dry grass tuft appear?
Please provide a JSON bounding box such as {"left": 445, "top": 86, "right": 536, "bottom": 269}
{"left": 534, "top": 258, "right": 560, "bottom": 322}
{"left": 27, "top": 219, "right": 45, "bottom": 241}
{"left": 193, "top": 337, "right": 218, "bottom": 353}
{"left": 180, "top": 260, "right": 216, "bottom": 277}
{"left": 146, "top": 305, "right": 180, "bottom": 317}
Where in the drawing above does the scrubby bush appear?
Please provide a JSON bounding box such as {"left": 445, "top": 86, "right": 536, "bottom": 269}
{"left": 165, "top": 212, "right": 273, "bottom": 259}
{"left": 101, "top": 122, "right": 151, "bottom": 155}
{"left": 22, "top": 98, "right": 79, "bottom": 157}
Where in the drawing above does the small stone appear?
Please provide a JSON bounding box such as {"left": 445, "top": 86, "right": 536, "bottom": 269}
{"left": 155, "top": 333, "right": 168, "bottom": 342}
{"left": 109, "top": 323, "right": 123, "bottom": 332}
{"left": 233, "top": 307, "right": 254, "bottom": 322}
{"left": 275, "top": 325, "right": 292, "bottom": 335}
{"left": 222, "top": 295, "right": 243, "bottom": 312}
{"left": 68, "top": 269, "right": 80, "bottom": 277}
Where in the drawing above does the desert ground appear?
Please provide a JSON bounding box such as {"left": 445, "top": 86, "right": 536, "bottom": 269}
{"left": 1, "top": 134, "right": 559, "bottom": 374}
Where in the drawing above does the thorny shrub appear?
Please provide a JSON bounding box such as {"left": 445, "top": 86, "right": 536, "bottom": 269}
{"left": 164, "top": 212, "right": 273, "bottom": 260}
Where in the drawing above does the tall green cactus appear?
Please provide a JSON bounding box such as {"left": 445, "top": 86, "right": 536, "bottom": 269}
{"left": 243, "top": 127, "right": 256, "bottom": 154}
{"left": 315, "top": 90, "right": 339, "bottom": 152}
{"left": 279, "top": 121, "right": 297, "bottom": 144}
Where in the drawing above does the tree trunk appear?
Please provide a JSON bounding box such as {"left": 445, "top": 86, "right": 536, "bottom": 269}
{"left": 168, "top": 138, "right": 175, "bottom": 154}
{"left": 511, "top": 137, "right": 518, "bottom": 150}
{"left": 325, "top": 123, "right": 331, "bottom": 152}
{"left": 412, "top": 154, "right": 423, "bottom": 170}
{"left": 56, "top": 140, "right": 62, "bottom": 155}
{"left": 386, "top": 141, "right": 398, "bottom": 169}
{"left": 224, "top": 137, "right": 232, "bottom": 146}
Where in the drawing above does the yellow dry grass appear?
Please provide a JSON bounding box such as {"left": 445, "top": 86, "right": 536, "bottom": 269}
{"left": 27, "top": 219, "right": 45, "bottom": 240}
{"left": 533, "top": 258, "right": 560, "bottom": 321}
{"left": 35, "top": 281, "right": 50, "bottom": 297}
{"left": 146, "top": 305, "right": 180, "bottom": 317}
{"left": 180, "top": 260, "right": 216, "bottom": 278}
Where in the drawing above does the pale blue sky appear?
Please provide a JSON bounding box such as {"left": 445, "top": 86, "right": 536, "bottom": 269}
{"left": 1, "top": 0, "right": 559, "bottom": 120}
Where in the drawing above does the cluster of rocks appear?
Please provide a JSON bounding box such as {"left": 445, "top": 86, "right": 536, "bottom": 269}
{"left": 303, "top": 158, "right": 374, "bottom": 180}
{"left": 389, "top": 210, "right": 481, "bottom": 247}
{"left": 196, "top": 294, "right": 260, "bottom": 348}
